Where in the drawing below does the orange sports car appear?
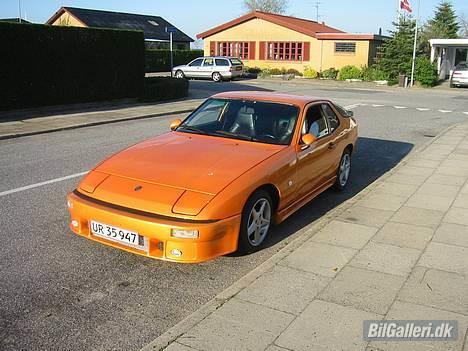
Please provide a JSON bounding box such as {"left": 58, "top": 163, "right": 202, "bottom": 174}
{"left": 67, "top": 92, "right": 358, "bottom": 263}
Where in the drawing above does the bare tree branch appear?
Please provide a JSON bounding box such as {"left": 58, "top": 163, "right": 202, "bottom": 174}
{"left": 459, "top": 13, "right": 468, "bottom": 38}
{"left": 243, "top": 0, "right": 289, "bottom": 14}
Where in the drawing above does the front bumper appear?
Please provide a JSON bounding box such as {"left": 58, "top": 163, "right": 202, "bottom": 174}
{"left": 66, "top": 191, "right": 241, "bottom": 263}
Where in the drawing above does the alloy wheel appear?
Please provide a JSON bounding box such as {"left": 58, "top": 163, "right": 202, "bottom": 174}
{"left": 247, "top": 198, "right": 271, "bottom": 246}
{"left": 339, "top": 153, "right": 351, "bottom": 187}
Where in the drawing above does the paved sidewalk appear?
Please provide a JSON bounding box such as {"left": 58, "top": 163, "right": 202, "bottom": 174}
{"left": 143, "top": 123, "right": 468, "bottom": 351}
{"left": 0, "top": 98, "right": 202, "bottom": 140}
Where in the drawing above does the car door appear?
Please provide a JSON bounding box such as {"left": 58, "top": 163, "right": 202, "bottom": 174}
{"left": 320, "top": 102, "right": 345, "bottom": 179}
{"left": 294, "top": 103, "right": 334, "bottom": 200}
{"left": 184, "top": 58, "right": 204, "bottom": 78}
{"left": 199, "top": 57, "right": 215, "bottom": 78}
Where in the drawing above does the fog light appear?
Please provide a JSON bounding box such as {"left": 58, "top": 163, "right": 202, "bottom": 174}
{"left": 171, "top": 229, "right": 199, "bottom": 239}
{"left": 71, "top": 220, "right": 79, "bottom": 228}
{"left": 67, "top": 200, "right": 73, "bottom": 209}
{"left": 170, "top": 249, "right": 182, "bottom": 257}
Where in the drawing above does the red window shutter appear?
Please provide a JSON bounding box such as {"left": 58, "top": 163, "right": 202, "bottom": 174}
{"left": 248, "top": 41, "right": 256, "bottom": 60}
{"left": 303, "top": 42, "right": 310, "bottom": 61}
{"left": 259, "top": 42, "right": 266, "bottom": 60}
{"left": 209, "top": 41, "right": 216, "bottom": 55}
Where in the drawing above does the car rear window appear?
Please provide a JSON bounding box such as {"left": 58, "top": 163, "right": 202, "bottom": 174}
{"left": 229, "top": 58, "right": 243, "bottom": 65}
{"left": 215, "top": 59, "right": 229, "bottom": 66}
{"left": 456, "top": 63, "right": 468, "bottom": 71}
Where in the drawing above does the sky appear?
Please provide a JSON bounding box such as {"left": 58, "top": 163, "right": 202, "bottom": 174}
{"left": 1, "top": 0, "right": 467, "bottom": 40}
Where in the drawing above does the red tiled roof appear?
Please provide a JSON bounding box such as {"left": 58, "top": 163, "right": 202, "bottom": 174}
{"left": 197, "top": 11, "right": 344, "bottom": 39}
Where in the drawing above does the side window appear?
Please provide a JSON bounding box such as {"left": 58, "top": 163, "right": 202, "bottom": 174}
{"left": 302, "top": 105, "right": 329, "bottom": 139}
{"left": 321, "top": 104, "right": 340, "bottom": 133}
{"left": 203, "top": 58, "right": 214, "bottom": 66}
{"left": 215, "top": 59, "right": 229, "bottom": 66}
{"left": 189, "top": 58, "right": 204, "bottom": 67}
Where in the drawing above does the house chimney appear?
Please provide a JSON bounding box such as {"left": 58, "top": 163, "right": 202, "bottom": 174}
{"left": 379, "top": 27, "right": 382, "bottom": 36}
{"left": 322, "top": 21, "right": 325, "bottom": 25}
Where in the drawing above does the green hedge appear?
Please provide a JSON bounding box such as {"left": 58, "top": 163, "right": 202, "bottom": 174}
{"left": 0, "top": 22, "right": 145, "bottom": 111}
{"left": 140, "top": 77, "right": 189, "bottom": 102}
{"left": 145, "top": 50, "right": 204, "bottom": 72}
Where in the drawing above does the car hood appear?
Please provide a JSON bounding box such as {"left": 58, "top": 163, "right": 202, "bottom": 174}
{"left": 93, "top": 132, "right": 284, "bottom": 195}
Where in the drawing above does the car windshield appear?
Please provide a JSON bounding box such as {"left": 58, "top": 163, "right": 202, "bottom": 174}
{"left": 177, "top": 98, "right": 300, "bottom": 145}
{"left": 229, "top": 58, "right": 243, "bottom": 65}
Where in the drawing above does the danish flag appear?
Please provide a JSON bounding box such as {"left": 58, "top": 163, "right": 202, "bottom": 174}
{"left": 400, "top": 0, "right": 413, "bottom": 13}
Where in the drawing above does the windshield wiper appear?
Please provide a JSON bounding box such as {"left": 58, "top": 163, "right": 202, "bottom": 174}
{"left": 177, "top": 125, "right": 205, "bottom": 134}
{"left": 212, "top": 130, "right": 255, "bottom": 141}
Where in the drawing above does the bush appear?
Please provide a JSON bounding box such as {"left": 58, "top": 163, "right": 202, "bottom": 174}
{"left": 145, "top": 50, "right": 204, "bottom": 72}
{"left": 258, "top": 68, "right": 272, "bottom": 78}
{"left": 361, "top": 65, "right": 388, "bottom": 81}
{"left": 321, "top": 68, "right": 339, "bottom": 79}
{"left": 286, "top": 68, "right": 303, "bottom": 77}
{"left": 140, "top": 77, "right": 189, "bottom": 102}
{"left": 0, "top": 22, "right": 145, "bottom": 111}
{"left": 415, "top": 57, "right": 439, "bottom": 87}
{"left": 245, "top": 66, "right": 262, "bottom": 74}
{"left": 303, "top": 66, "right": 318, "bottom": 79}
{"left": 269, "top": 68, "right": 284, "bottom": 75}
{"left": 338, "top": 65, "right": 362, "bottom": 80}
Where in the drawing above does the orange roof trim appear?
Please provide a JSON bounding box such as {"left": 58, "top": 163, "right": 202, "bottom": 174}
{"left": 196, "top": 11, "right": 344, "bottom": 39}
{"left": 315, "top": 33, "right": 382, "bottom": 40}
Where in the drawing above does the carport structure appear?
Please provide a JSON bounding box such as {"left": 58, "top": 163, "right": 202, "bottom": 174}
{"left": 429, "top": 39, "right": 468, "bottom": 80}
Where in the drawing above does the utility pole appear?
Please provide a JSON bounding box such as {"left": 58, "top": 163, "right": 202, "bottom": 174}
{"left": 315, "top": 0, "right": 321, "bottom": 22}
{"left": 18, "top": 0, "right": 22, "bottom": 23}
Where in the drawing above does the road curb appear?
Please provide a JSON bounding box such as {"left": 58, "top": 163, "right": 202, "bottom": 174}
{"left": 0, "top": 108, "right": 197, "bottom": 141}
{"left": 140, "top": 122, "right": 459, "bottom": 351}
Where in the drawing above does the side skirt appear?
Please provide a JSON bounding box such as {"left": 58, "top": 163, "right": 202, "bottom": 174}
{"left": 275, "top": 176, "right": 336, "bottom": 224}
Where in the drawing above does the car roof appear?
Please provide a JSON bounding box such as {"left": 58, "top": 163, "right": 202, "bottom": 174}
{"left": 211, "top": 91, "right": 327, "bottom": 108}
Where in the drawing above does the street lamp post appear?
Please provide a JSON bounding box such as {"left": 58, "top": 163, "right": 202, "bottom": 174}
{"left": 166, "top": 26, "right": 177, "bottom": 77}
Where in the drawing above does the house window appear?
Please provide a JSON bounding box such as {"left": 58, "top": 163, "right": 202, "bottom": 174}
{"left": 267, "top": 42, "right": 303, "bottom": 61}
{"left": 217, "top": 42, "right": 249, "bottom": 59}
{"left": 335, "top": 42, "right": 356, "bottom": 53}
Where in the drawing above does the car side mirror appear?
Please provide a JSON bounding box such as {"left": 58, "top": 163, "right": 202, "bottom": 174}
{"left": 170, "top": 119, "right": 182, "bottom": 131}
{"left": 301, "top": 133, "right": 317, "bottom": 145}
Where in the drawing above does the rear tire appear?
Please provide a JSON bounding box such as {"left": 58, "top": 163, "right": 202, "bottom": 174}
{"left": 333, "top": 148, "right": 352, "bottom": 191}
{"left": 238, "top": 190, "right": 273, "bottom": 254}
{"left": 212, "top": 72, "right": 222, "bottom": 82}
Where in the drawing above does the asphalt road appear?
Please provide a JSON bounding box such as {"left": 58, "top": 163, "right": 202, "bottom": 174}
{"left": 1, "top": 80, "right": 467, "bottom": 350}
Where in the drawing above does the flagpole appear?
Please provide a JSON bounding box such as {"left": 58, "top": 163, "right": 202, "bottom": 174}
{"left": 410, "top": 0, "right": 421, "bottom": 87}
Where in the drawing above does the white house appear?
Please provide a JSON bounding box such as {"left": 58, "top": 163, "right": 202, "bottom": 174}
{"left": 429, "top": 39, "right": 468, "bottom": 79}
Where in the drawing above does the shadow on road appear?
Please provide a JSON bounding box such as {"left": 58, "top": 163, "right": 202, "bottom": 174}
{"left": 188, "top": 79, "right": 272, "bottom": 99}
{"left": 260, "top": 136, "right": 414, "bottom": 250}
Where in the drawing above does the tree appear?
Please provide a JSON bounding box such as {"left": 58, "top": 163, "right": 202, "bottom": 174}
{"left": 243, "top": 0, "right": 288, "bottom": 14}
{"left": 377, "top": 17, "right": 416, "bottom": 81}
{"left": 419, "top": 2, "right": 459, "bottom": 56}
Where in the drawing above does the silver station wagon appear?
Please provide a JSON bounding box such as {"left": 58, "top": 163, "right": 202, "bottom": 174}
{"left": 172, "top": 56, "right": 244, "bottom": 82}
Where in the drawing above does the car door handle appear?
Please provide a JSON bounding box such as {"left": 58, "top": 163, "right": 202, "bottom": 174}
{"left": 328, "top": 142, "right": 336, "bottom": 150}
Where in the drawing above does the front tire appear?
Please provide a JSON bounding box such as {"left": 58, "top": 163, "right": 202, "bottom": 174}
{"left": 333, "top": 149, "right": 352, "bottom": 191}
{"left": 212, "top": 72, "right": 222, "bottom": 82}
{"left": 238, "top": 190, "right": 273, "bottom": 254}
{"left": 175, "top": 70, "right": 185, "bottom": 79}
